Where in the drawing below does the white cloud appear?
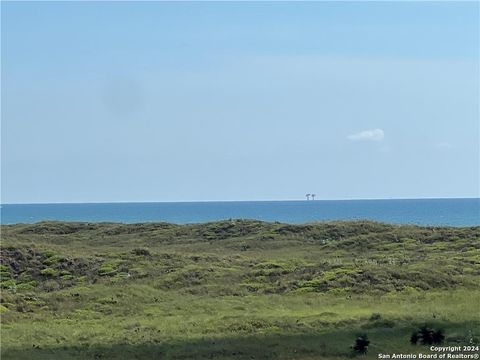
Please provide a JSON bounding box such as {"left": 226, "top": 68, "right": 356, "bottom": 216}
{"left": 347, "top": 129, "right": 384, "bottom": 142}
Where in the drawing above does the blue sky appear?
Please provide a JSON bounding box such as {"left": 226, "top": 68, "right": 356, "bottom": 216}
{"left": 1, "top": 1, "right": 479, "bottom": 203}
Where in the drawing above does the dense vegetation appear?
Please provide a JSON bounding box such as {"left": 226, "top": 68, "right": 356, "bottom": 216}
{"left": 1, "top": 220, "right": 479, "bottom": 359}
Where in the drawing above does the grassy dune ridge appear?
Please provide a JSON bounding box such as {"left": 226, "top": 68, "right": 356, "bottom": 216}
{"left": 1, "top": 220, "right": 479, "bottom": 359}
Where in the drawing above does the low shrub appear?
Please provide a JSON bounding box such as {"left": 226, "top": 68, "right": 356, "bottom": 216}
{"left": 352, "top": 334, "right": 370, "bottom": 355}
{"left": 0, "top": 279, "right": 16, "bottom": 291}
{"left": 40, "top": 268, "right": 59, "bottom": 277}
{"left": 132, "top": 248, "right": 151, "bottom": 256}
{"left": 411, "top": 325, "right": 445, "bottom": 345}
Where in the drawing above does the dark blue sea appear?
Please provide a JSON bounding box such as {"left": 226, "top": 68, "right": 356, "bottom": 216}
{"left": 1, "top": 198, "right": 479, "bottom": 226}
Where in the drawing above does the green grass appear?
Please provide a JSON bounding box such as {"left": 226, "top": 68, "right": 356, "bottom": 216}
{"left": 1, "top": 220, "right": 479, "bottom": 359}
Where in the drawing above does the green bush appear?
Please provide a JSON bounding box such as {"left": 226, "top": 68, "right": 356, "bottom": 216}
{"left": 40, "top": 268, "right": 59, "bottom": 277}
{"left": 43, "top": 255, "right": 62, "bottom": 266}
{"left": 0, "top": 265, "right": 10, "bottom": 272}
{"left": 0, "top": 264, "right": 11, "bottom": 279}
{"left": 41, "top": 279, "right": 60, "bottom": 292}
{"left": 0, "top": 279, "right": 16, "bottom": 291}
{"left": 98, "top": 265, "right": 117, "bottom": 276}
{"left": 42, "top": 250, "right": 56, "bottom": 258}
{"left": 16, "top": 281, "right": 38, "bottom": 291}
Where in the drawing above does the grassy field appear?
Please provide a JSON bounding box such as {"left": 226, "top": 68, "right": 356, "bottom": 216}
{"left": 1, "top": 220, "right": 479, "bottom": 359}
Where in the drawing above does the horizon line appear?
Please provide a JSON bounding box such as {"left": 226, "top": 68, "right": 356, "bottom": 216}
{"left": 1, "top": 196, "right": 479, "bottom": 206}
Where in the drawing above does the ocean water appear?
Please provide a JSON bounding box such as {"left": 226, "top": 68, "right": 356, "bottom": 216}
{"left": 1, "top": 198, "right": 479, "bottom": 226}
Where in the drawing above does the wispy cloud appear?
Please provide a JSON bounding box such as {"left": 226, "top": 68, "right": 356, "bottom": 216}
{"left": 347, "top": 129, "right": 384, "bottom": 142}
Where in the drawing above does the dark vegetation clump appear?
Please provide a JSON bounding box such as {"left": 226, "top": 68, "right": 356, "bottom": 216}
{"left": 0, "top": 246, "right": 99, "bottom": 291}
{"left": 410, "top": 332, "right": 419, "bottom": 345}
{"left": 131, "top": 248, "right": 151, "bottom": 256}
{"left": 352, "top": 334, "right": 370, "bottom": 355}
{"left": 410, "top": 325, "right": 445, "bottom": 345}
{"left": 18, "top": 222, "right": 100, "bottom": 235}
